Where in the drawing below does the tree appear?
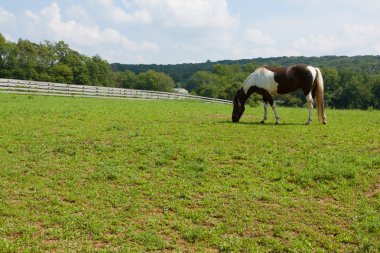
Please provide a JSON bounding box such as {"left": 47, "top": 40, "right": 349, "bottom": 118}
{"left": 191, "top": 71, "right": 221, "bottom": 98}
{"left": 13, "top": 39, "right": 40, "bottom": 80}
{"left": 49, "top": 63, "right": 74, "bottom": 83}
{"left": 136, "top": 70, "right": 174, "bottom": 92}
{"left": 320, "top": 67, "right": 340, "bottom": 107}
{"left": 64, "top": 51, "right": 91, "bottom": 85}
{"left": 54, "top": 41, "right": 71, "bottom": 63}
{"left": 86, "top": 55, "right": 116, "bottom": 86}
{"left": 115, "top": 70, "right": 137, "bottom": 89}
{"left": 212, "top": 64, "right": 240, "bottom": 76}
{"left": 35, "top": 41, "right": 56, "bottom": 81}
{"left": 241, "top": 62, "right": 260, "bottom": 73}
{"left": 190, "top": 64, "right": 256, "bottom": 100}
{"left": 337, "top": 73, "right": 373, "bottom": 109}
{"left": 369, "top": 75, "right": 380, "bottom": 109}
{"left": 0, "top": 33, "right": 9, "bottom": 77}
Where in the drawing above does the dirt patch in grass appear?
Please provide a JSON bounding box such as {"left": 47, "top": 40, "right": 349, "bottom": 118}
{"left": 366, "top": 178, "right": 380, "bottom": 198}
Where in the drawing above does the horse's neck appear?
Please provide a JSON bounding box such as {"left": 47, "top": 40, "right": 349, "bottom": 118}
{"left": 242, "top": 72, "right": 257, "bottom": 93}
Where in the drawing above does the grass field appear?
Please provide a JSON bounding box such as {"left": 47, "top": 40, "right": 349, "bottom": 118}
{"left": 0, "top": 93, "right": 379, "bottom": 252}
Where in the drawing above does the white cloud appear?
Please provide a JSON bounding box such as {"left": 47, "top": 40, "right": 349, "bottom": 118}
{"left": 251, "top": 47, "right": 280, "bottom": 57}
{"left": 0, "top": 7, "right": 15, "bottom": 24}
{"left": 96, "top": 0, "right": 240, "bottom": 63}
{"left": 25, "top": 10, "right": 38, "bottom": 22}
{"left": 245, "top": 29, "right": 275, "bottom": 46}
{"left": 25, "top": 3, "right": 158, "bottom": 53}
{"left": 342, "top": 24, "right": 380, "bottom": 43}
{"left": 293, "top": 24, "right": 380, "bottom": 56}
{"left": 342, "top": 24, "right": 380, "bottom": 55}
{"left": 91, "top": 0, "right": 151, "bottom": 23}
{"left": 133, "top": 0, "right": 239, "bottom": 29}
{"left": 293, "top": 34, "right": 343, "bottom": 54}
{"left": 286, "top": 0, "right": 380, "bottom": 7}
{"left": 66, "top": 5, "right": 94, "bottom": 25}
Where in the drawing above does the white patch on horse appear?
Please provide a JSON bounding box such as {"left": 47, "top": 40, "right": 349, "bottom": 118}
{"left": 306, "top": 91, "right": 314, "bottom": 124}
{"left": 307, "top": 66, "right": 317, "bottom": 83}
{"left": 242, "top": 67, "right": 279, "bottom": 95}
{"left": 306, "top": 92, "right": 313, "bottom": 103}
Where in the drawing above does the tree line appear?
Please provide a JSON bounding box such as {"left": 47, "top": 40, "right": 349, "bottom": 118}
{"left": 0, "top": 34, "right": 174, "bottom": 92}
{"left": 1, "top": 33, "right": 379, "bottom": 109}
{"left": 114, "top": 56, "right": 380, "bottom": 110}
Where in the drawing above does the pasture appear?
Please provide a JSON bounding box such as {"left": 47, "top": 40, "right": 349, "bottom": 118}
{"left": 0, "top": 94, "right": 379, "bottom": 252}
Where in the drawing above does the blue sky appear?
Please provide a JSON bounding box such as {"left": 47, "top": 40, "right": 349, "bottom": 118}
{"left": 1, "top": 0, "right": 380, "bottom": 64}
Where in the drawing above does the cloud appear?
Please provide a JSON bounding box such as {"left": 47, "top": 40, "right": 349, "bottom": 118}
{"left": 0, "top": 7, "right": 15, "bottom": 24}
{"left": 66, "top": 5, "right": 94, "bottom": 25}
{"left": 93, "top": 0, "right": 240, "bottom": 63}
{"left": 293, "top": 24, "right": 380, "bottom": 56}
{"left": 133, "top": 0, "right": 239, "bottom": 29}
{"left": 293, "top": 35, "right": 343, "bottom": 54}
{"left": 91, "top": 0, "right": 151, "bottom": 23}
{"left": 342, "top": 24, "right": 380, "bottom": 42}
{"left": 25, "top": 3, "right": 158, "bottom": 53}
{"left": 286, "top": 0, "right": 380, "bottom": 7}
{"left": 245, "top": 29, "right": 275, "bottom": 46}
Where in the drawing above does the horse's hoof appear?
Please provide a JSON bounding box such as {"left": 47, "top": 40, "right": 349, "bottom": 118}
{"left": 305, "top": 122, "right": 310, "bottom": 125}
{"left": 260, "top": 120, "right": 265, "bottom": 124}
{"left": 275, "top": 122, "right": 280, "bottom": 125}
{"left": 323, "top": 121, "right": 327, "bottom": 125}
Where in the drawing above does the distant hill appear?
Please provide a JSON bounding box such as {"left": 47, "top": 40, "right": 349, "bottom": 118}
{"left": 111, "top": 55, "right": 380, "bottom": 84}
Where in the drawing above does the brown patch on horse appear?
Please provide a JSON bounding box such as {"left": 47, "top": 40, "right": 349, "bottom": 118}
{"left": 263, "top": 65, "right": 314, "bottom": 96}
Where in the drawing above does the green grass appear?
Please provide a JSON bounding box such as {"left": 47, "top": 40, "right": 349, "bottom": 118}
{"left": 0, "top": 94, "right": 379, "bottom": 252}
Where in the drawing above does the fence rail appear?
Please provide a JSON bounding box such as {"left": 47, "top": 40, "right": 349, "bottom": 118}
{"left": 0, "top": 78, "right": 232, "bottom": 104}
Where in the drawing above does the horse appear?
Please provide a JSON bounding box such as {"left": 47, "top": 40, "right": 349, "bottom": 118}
{"left": 232, "top": 65, "right": 327, "bottom": 125}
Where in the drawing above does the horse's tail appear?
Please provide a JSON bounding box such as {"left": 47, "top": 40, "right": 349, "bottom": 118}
{"left": 314, "top": 67, "right": 327, "bottom": 124}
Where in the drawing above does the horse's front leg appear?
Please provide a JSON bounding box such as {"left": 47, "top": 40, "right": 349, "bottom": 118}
{"left": 261, "top": 101, "right": 268, "bottom": 124}
{"left": 268, "top": 97, "right": 280, "bottom": 124}
{"left": 271, "top": 103, "right": 280, "bottom": 125}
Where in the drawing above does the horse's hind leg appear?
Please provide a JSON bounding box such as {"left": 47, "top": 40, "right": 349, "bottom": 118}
{"left": 305, "top": 92, "right": 314, "bottom": 125}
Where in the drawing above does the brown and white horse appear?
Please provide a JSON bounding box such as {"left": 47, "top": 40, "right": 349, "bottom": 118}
{"left": 232, "top": 65, "right": 327, "bottom": 125}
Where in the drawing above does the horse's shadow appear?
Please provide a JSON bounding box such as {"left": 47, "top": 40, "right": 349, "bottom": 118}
{"left": 218, "top": 120, "right": 306, "bottom": 126}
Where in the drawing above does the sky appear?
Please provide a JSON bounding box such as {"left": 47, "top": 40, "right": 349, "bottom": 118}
{"left": 1, "top": 0, "right": 380, "bottom": 64}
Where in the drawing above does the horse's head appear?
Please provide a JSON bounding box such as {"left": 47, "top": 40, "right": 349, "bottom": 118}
{"left": 232, "top": 89, "right": 246, "bottom": 123}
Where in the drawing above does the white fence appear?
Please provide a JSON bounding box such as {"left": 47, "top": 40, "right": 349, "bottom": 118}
{"left": 0, "top": 78, "right": 232, "bottom": 105}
